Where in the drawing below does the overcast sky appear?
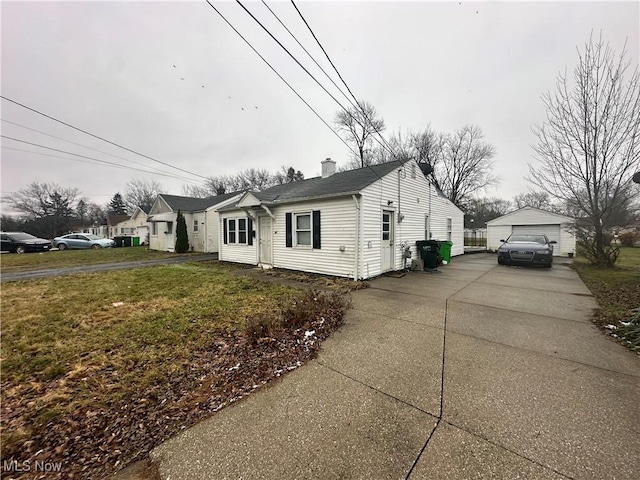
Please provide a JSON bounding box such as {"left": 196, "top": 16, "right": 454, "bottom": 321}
{"left": 1, "top": 0, "right": 638, "bottom": 213}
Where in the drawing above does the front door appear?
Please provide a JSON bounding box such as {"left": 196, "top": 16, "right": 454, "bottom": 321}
{"left": 381, "top": 211, "right": 394, "bottom": 271}
{"left": 259, "top": 217, "right": 272, "bottom": 265}
{"left": 164, "top": 222, "right": 174, "bottom": 251}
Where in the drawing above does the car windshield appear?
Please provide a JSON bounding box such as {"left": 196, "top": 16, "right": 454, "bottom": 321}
{"left": 507, "top": 235, "right": 547, "bottom": 244}
{"left": 10, "top": 233, "right": 37, "bottom": 240}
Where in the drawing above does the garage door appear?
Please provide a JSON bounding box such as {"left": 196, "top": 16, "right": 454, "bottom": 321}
{"left": 512, "top": 224, "right": 562, "bottom": 256}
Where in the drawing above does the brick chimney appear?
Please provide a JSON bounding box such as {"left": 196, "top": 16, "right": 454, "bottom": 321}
{"left": 321, "top": 158, "right": 336, "bottom": 178}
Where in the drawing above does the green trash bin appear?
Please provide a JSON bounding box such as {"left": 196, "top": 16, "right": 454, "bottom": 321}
{"left": 132, "top": 236, "right": 140, "bottom": 247}
{"left": 437, "top": 241, "right": 453, "bottom": 263}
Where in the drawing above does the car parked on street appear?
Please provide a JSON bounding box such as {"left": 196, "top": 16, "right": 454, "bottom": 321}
{"left": 53, "top": 233, "right": 116, "bottom": 250}
{"left": 497, "top": 234, "right": 556, "bottom": 267}
{"left": 1, "top": 231, "right": 52, "bottom": 254}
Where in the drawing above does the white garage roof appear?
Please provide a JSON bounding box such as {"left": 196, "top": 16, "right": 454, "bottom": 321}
{"left": 486, "top": 206, "right": 574, "bottom": 226}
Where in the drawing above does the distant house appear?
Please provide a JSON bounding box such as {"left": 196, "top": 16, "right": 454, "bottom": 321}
{"left": 218, "top": 158, "right": 464, "bottom": 280}
{"left": 114, "top": 207, "right": 150, "bottom": 244}
{"left": 486, "top": 206, "right": 576, "bottom": 256}
{"left": 147, "top": 192, "right": 244, "bottom": 253}
{"left": 88, "top": 214, "right": 130, "bottom": 238}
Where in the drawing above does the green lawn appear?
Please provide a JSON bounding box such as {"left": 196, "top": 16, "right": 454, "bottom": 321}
{"left": 0, "top": 246, "right": 196, "bottom": 273}
{"left": 0, "top": 262, "right": 301, "bottom": 476}
{"left": 573, "top": 246, "right": 640, "bottom": 351}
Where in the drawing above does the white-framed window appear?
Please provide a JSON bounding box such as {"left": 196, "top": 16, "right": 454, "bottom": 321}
{"left": 447, "top": 217, "right": 452, "bottom": 242}
{"left": 166, "top": 222, "right": 173, "bottom": 235}
{"left": 411, "top": 163, "right": 416, "bottom": 179}
{"left": 295, "top": 212, "right": 311, "bottom": 246}
{"left": 228, "top": 219, "right": 236, "bottom": 243}
{"left": 225, "top": 218, "right": 248, "bottom": 245}
{"left": 382, "top": 212, "right": 391, "bottom": 241}
{"left": 193, "top": 220, "right": 198, "bottom": 232}
{"left": 238, "top": 218, "right": 247, "bottom": 244}
{"left": 151, "top": 222, "right": 157, "bottom": 236}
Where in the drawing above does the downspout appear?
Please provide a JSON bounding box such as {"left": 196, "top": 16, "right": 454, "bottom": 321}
{"left": 352, "top": 194, "right": 360, "bottom": 281}
{"left": 429, "top": 182, "right": 432, "bottom": 239}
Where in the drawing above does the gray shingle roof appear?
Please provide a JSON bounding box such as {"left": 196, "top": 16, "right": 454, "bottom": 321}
{"left": 160, "top": 191, "right": 243, "bottom": 212}
{"left": 252, "top": 161, "right": 404, "bottom": 204}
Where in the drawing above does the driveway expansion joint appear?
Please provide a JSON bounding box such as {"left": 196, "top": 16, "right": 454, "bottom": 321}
{"left": 316, "top": 361, "right": 439, "bottom": 419}
{"left": 440, "top": 420, "right": 576, "bottom": 480}
{"left": 445, "top": 328, "right": 640, "bottom": 378}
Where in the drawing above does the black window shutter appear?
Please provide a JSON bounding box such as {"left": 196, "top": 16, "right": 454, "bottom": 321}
{"left": 313, "top": 210, "right": 321, "bottom": 249}
{"left": 223, "top": 218, "right": 228, "bottom": 244}
{"left": 247, "top": 218, "right": 253, "bottom": 246}
{"left": 285, "top": 213, "right": 292, "bottom": 248}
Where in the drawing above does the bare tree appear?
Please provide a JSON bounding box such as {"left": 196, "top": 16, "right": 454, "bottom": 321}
{"left": 124, "top": 179, "right": 164, "bottom": 213}
{"left": 513, "top": 191, "right": 562, "bottom": 212}
{"left": 427, "top": 125, "right": 498, "bottom": 208}
{"left": 465, "top": 197, "right": 512, "bottom": 228}
{"left": 411, "top": 126, "right": 446, "bottom": 167}
{"left": 529, "top": 35, "right": 640, "bottom": 266}
{"left": 335, "top": 100, "right": 386, "bottom": 168}
{"left": 7, "top": 182, "right": 80, "bottom": 237}
{"left": 273, "top": 166, "right": 304, "bottom": 185}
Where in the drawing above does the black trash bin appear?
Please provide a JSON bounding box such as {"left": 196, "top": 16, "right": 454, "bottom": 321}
{"left": 122, "top": 236, "right": 132, "bottom": 247}
{"left": 416, "top": 240, "right": 440, "bottom": 269}
{"left": 113, "top": 236, "right": 124, "bottom": 247}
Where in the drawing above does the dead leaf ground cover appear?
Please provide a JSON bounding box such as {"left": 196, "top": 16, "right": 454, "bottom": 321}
{"left": 0, "top": 261, "right": 349, "bottom": 479}
{"left": 0, "top": 247, "right": 194, "bottom": 274}
{"left": 573, "top": 246, "right": 640, "bottom": 352}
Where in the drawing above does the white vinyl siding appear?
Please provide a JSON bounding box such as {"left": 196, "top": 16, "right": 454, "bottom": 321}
{"left": 274, "top": 198, "right": 355, "bottom": 277}
{"left": 219, "top": 160, "right": 464, "bottom": 279}
{"left": 359, "top": 162, "right": 464, "bottom": 279}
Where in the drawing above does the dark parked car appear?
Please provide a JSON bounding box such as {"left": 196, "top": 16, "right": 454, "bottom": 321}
{"left": 1, "top": 231, "right": 52, "bottom": 254}
{"left": 497, "top": 234, "right": 556, "bottom": 267}
{"left": 53, "top": 233, "right": 116, "bottom": 250}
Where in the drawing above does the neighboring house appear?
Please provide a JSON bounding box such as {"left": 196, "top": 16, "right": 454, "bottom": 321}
{"left": 218, "top": 158, "right": 464, "bottom": 280}
{"left": 115, "top": 207, "right": 150, "bottom": 244}
{"left": 88, "top": 214, "right": 130, "bottom": 238}
{"left": 486, "top": 206, "right": 576, "bottom": 256}
{"left": 147, "top": 192, "right": 243, "bottom": 253}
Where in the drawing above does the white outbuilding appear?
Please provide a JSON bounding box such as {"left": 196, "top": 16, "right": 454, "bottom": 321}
{"left": 486, "top": 206, "right": 576, "bottom": 256}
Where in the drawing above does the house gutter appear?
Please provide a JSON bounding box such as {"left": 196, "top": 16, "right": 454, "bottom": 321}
{"left": 352, "top": 194, "right": 360, "bottom": 281}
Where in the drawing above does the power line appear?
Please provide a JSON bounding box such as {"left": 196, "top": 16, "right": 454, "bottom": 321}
{"left": 290, "top": 0, "right": 396, "bottom": 157}
{"left": 1, "top": 118, "right": 187, "bottom": 179}
{"left": 261, "top": 0, "right": 358, "bottom": 111}
{"left": 1, "top": 138, "right": 201, "bottom": 183}
{"left": 212, "top": 1, "right": 385, "bottom": 181}
{"left": 0, "top": 95, "right": 208, "bottom": 180}
{"left": 204, "top": 0, "right": 360, "bottom": 159}
{"left": 237, "top": 0, "right": 394, "bottom": 158}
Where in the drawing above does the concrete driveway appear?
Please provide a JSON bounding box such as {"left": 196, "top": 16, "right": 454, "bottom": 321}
{"left": 149, "top": 253, "right": 639, "bottom": 479}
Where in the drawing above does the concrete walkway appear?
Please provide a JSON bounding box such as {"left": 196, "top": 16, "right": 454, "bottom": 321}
{"left": 150, "top": 254, "right": 639, "bottom": 479}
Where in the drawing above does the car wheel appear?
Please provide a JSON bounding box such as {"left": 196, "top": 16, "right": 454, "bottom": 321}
{"left": 15, "top": 245, "right": 25, "bottom": 254}
{"left": 91, "top": 244, "right": 102, "bottom": 249}
{"left": 57, "top": 243, "right": 67, "bottom": 251}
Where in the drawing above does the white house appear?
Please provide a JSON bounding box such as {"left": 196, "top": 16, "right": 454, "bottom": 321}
{"left": 486, "top": 206, "right": 576, "bottom": 256}
{"left": 148, "top": 192, "right": 243, "bottom": 253}
{"left": 218, "top": 159, "right": 464, "bottom": 280}
{"left": 114, "top": 207, "right": 150, "bottom": 244}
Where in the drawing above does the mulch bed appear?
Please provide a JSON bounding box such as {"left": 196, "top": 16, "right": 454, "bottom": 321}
{"left": 0, "top": 291, "right": 348, "bottom": 480}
